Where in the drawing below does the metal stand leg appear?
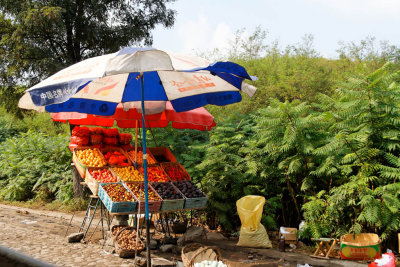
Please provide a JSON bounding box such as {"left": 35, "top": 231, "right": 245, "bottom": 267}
{"left": 79, "top": 196, "right": 100, "bottom": 242}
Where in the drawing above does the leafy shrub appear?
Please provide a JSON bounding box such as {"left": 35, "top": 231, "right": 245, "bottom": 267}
{"left": 0, "top": 131, "right": 73, "bottom": 202}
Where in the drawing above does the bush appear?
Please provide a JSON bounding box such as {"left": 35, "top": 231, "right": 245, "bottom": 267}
{"left": 0, "top": 131, "right": 73, "bottom": 202}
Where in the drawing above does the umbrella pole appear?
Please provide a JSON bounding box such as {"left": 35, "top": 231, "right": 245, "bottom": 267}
{"left": 139, "top": 73, "right": 151, "bottom": 267}
{"left": 135, "top": 120, "right": 138, "bottom": 169}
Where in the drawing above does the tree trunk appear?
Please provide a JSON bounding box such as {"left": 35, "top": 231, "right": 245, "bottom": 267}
{"left": 285, "top": 174, "right": 302, "bottom": 222}
{"left": 72, "top": 164, "right": 85, "bottom": 198}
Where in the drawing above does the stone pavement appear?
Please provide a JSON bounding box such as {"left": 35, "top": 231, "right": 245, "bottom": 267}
{"left": 0, "top": 204, "right": 369, "bottom": 267}
{"left": 0, "top": 205, "right": 145, "bottom": 266}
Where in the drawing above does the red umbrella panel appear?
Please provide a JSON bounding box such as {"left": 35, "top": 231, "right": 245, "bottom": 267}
{"left": 51, "top": 102, "right": 216, "bottom": 131}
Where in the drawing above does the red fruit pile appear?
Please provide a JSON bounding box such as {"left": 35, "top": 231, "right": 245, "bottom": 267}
{"left": 118, "top": 133, "right": 132, "bottom": 145}
{"left": 89, "top": 169, "right": 117, "bottom": 183}
{"left": 139, "top": 166, "right": 168, "bottom": 182}
{"left": 103, "top": 184, "right": 135, "bottom": 202}
{"left": 163, "top": 164, "right": 189, "bottom": 181}
{"left": 104, "top": 151, "right": 130, "bottom": 166}
{"left": 125, "top": 183, "right": 160, "bottom": 201}
{"left": 127, "top": 150, "right": 157, "bottom": 165}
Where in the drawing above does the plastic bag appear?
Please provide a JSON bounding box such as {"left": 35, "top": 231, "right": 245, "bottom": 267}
{"left": 120, "top": 144, "right": 133, "bottom": 150}
{"left": 118, "top": 133, "right": 132, "bottom": 145}
{"left": 368, "top": 252, "right": 396, "bottom": 267}
{"left": 236, "top": 195, "right": 272, "bottom": 248}
{"left": 103, "top": 137, "right": 118, "bottom": 145}
{"left": 90, "top": 134, "right": 103, "bottom": 144}
{"left": 103, "top": 128, "right": 119, "bottom": 137}
{"left": 72, "top": 126, "right": 90, "bottom": 137}
{"left": 70, "top": 136, "right": 89, "bottom": 146}
{"left": 89, "top": 127, "right": 103, "bottom": 135}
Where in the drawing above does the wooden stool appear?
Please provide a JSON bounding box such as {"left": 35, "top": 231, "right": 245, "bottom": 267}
{"left": 310, "top": 238, "right": 338, "bottom": 259}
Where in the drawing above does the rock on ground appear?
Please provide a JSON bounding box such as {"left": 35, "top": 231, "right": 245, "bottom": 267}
{"left": 177, "top": 226, "right": 207, "bottom": 246}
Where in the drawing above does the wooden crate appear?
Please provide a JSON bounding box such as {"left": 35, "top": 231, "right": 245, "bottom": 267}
{"left": 148, "top": 147, "right": 177, "bottom": 163}
{"left": 101, "top": 146, "right": 131, "bottom": 167}
{"left": 160, "top": 162, "right": 191, "bottom": 181}
{"left": 151, "top": 182, "right": 185, "bottom": 211}
{"left": 124, "top": 182, "right": 162, "bottom": 213}
{"left": 110, "top": 166, "right": 143, "bottom": 183}
{"left": 138, "top": 165, "right": 169, "bottom": 182}
{"left": 73, "top": 147, "right": 106, "bottom": 178}
{"left": 85, "top": 167, "right": 117, "bottom": 195}
{"left": 125, "top": 147, "right": 157, "bottom": 166}
{"left": 98, "top": 182, "right": 137, "bottom": 213}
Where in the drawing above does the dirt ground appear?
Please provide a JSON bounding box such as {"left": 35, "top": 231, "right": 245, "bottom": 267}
{"left": 0, "top": 203, "right": 375, "bottom": 267}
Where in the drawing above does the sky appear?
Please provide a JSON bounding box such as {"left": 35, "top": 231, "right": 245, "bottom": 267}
{"left": 152, "top": 0, "right": 400, "bottom": 58}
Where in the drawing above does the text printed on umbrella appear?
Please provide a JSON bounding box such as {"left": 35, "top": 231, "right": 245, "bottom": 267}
{"left": 40, "top": 88, "right": 73, "bottom": 100}
{"left": 171, "top": 74, "right": 215, "bottom": 92}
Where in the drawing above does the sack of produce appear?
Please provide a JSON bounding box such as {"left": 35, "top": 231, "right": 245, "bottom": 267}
{"left": 103, "top": 128, "right": 119, "bottom": 137}
{"left": 90, "top": 134, "right": 103, "bottom": 145}
{"left": 103, "top": 145, "right": 118, "bottom": 150}
{"left": 91, "top": 144, "right": 103, "bottom": 150}
{"left": 118, "top": 133, "right": 132, "bottom": 145}
{"left": 115, "top": 228, "right": 144, "bottom": 258}
{"left": 70, "top": 135, "right": 89, "bottom": 146}
{"left": 89, "top": 127, "right": 103, "bottom": 135}
{"left": 120, "top": 144, "right": 133, "bottom": 151}
{"left": 104, "top": 137, "right": 118, "bottom": 145}
{"left": 236, "top": 195, "right": 272, "bottom": 248}
{"left": 68, "top": 143, "right": 79, "bottom": 152}
{"left": 72, "top": 126, "right": 90, "bottom": 137}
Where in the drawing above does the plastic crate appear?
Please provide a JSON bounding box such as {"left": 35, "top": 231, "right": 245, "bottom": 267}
{"left": 183, "top": 196, "right": 207, "bottom": 209}
{"left": 148, "top": 147, "right": 177, "bottom": 163}
{"left": 151, "top": 182, "right": 185, "bottom": 211}
{"left": 173, "top": 181, "right": 207, "bottom": 209}
{"left": 98, "top": 182, "right": 137, "bottom": 213}
{"left": 124, "top": 182, "right": 162, "bottom": 213}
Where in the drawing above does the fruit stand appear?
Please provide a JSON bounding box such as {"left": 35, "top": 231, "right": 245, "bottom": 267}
{"left": 69, "top": 125, "right": 208, "bottom": 252}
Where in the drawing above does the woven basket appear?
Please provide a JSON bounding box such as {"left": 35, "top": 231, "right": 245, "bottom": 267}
{"left": 114, "top": 227, "right": 144, "bottom": 258}
{"left": 181, "top": 243, "right": 222, "bottom": 267}
{"left": 110, "top": 225, "right": 130, "bottom": 242}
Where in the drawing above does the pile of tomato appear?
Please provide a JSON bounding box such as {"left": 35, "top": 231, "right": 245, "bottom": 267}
{"left": 104, "top": 150, "right": 130, "bottom": 166}
{"left": 162, "top": 164, "right": 190, "bottom": 181}
{"left": 89, "top": 169, "right": 117, "bottom": 183}
{"left": 139, "top": 166, "right": 168, "bottom": 182}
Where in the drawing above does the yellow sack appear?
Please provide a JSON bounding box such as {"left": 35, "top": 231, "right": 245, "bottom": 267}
{"left": 236, "top": 195, "right": 272, "bottom": 248}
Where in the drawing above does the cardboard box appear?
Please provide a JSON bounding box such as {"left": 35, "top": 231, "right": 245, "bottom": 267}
{"left": 279, "top": 227, "right": 298, "bottom": 244}
{"left": 340, "top": 233, "right": 381, "bottom": 260}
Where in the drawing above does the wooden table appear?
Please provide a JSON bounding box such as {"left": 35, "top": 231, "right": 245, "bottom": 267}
{"left": 310, "top": 238, "right": 338, "bottom": 259}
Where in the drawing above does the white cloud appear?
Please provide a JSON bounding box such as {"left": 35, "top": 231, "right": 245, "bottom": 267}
{"left": 177, "top": 15, "right": 234, "bottom": 54}
{"left": 211, "top": 22, "right": 235, "bottom": 51}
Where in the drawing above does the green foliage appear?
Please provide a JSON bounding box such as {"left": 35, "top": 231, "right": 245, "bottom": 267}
{"left": 0, "top": 131, "right": 73, "bottom": 202}
{"left": 302, "top": 63, "right": 400, "bottom": 240}
{"left": 198, "top": 115, "right": 253, "bottom": 230}
{"left": 0, "top": 0, "right": 176, "bottom": 114}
